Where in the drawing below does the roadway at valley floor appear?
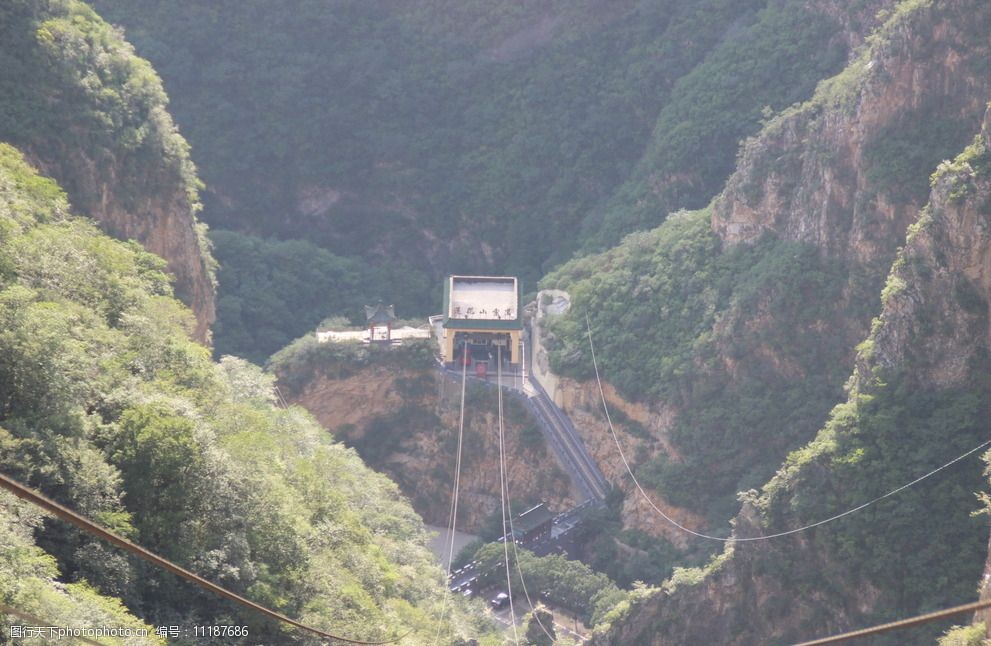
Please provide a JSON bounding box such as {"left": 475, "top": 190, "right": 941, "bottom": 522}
{"left": 489, "top": 597, "right": 589, "bottom": 642}
{"left": 444, "top": 498, "right": 597, "bottom": 595}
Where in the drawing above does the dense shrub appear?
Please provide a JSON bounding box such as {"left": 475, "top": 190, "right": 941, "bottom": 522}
{"left": 0, "top": 144, "right": 496, "bottom": 643}
{"left": 543, "top": 208, "right": 863, "bottom": 525}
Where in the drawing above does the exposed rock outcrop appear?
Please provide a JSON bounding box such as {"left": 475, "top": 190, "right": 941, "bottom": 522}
{"left": 862, "top": 108, "right": 991, "bottom": 386}
{"left": 26, "top": 137, "right": 216, "bottom": 343}
{"left": 591, "top": 99, "right": 991, "bottom": 646}
{"left": 714, "top": 0, "right": 991, "bottom": 270}
{"left": 0, "top": 1, "right": 215, "bottom": 342}
{"left": 533, "top": 289, "right": 705, "bottom": 546}
{"left": 547, "top": 0, "right": 991, "bottom": 543}
{"left": 527, "top": 2, "right": 991, "bottom": 641}
{"left": 286, "top": 359, "right": 578, "bottom": 531}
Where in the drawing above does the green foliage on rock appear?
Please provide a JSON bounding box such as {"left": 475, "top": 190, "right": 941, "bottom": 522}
{"left": 583, "top": 0, "right": 848, "bottom": 246}
{"left": 0, "top": 0, "right": 177, "bottom": 156}
{"left": 749, "top": 374, "right": 991, "bottom": 643}
{"left": 864, "top": 112, "right": 974, "bottom": 203}
{"left": 268, "top": 335, "right": 436, "bottom": 396}
{"left": 0, "top": 0, "right": 213, "bottom": 289}
{"left": 543, "top": 210, "right": 725, "bottom": 398}
{"left": 939, "top": 623, "right": 989, "bottom": 646}
{"left": 0, "top": 144, "right": 495, "bottom": 643}
{"left": 542, "top": 208, "right": 858, "bottom": 523}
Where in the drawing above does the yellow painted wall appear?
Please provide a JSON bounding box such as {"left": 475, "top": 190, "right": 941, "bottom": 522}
{"left": 442, "top": 328, "right": 521, "bottom": 364}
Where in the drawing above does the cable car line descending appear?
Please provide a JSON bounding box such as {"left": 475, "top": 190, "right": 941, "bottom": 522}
{"left": 794, "top": 595, "right": 991, "bottom": 644}
{"left": 498, "top": 344, "right": 557, "bottom": 643}
{"left": 438, "top": 342, "right": 560, "bottom": 643}
{"left": 434, "top": 342, "right": 470, "bottom": 645}
{"left": 0, "top": 472, "right": 408, "bottom": 645}
{"left": 446, "top": 342, "right": 470, "bottom": 578}
{"left": 496, "top": 344, "right": 521, "bottom": 645}
{"left": 504, "top": 514, "right": 558, "bottom": 644}
{"left": 584, "top": 312, "right": 991, "bottom": 542}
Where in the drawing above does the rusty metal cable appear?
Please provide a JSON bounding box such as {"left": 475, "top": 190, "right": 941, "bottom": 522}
{"left": 794, "top": 597, "right": 991, "bottom": 644}
{"left": 0, "top": 471, "right": 408, "bottom": 645}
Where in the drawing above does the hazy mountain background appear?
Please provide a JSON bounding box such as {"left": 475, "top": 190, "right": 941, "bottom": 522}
{"left": 4, "top": 0, "right": 991, "bottom": 643}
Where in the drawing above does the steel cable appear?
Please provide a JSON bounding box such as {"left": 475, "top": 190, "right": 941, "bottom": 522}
{"left": 498, "top": 344, "right": 558, "bottom": 643}
{"left": 496, "top": 345, "right": 521, "bottom": 645}
{"left": 585, "top": 312, "right": 991, "bottom": 542}
{"left": 794, "top": 596, "right": 991, "bottom": 644}
{"left": 434, "top": 341, "right": 470, "bottom": 645}
{"left": 0, "top": 471, "right": 407, "bottom": 644}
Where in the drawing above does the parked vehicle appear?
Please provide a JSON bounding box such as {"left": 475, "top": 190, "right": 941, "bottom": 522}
{"left": 490, "top": 592, "right": 509, "bottom": 609}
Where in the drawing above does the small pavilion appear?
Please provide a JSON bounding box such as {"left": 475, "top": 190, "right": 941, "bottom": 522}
{"left": 365, "top": 303, "right": 396, "bottom": 343}
{"left": 511, "top": 503, "right": 554, "bottom": 544}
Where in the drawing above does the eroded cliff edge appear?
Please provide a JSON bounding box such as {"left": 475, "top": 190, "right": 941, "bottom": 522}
{"left": 591, "top": 102, "right": 991, "bottom": 646}
{"left": 272, "top": 341, "right": 578, "bottom": 531}
{"left": 0, "top": 1, "right": 216, "bottom": 342}
{"left": 542, "top": 0, "right": 991, "bottom": 546}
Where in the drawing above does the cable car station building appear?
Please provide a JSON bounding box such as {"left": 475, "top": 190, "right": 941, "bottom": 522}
{"left": 440, "top": 275, "right": 523, "bottom": 369}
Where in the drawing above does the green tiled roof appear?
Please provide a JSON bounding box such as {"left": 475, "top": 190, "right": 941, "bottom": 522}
{"left": 364, "top": 303, "right": 396, "bottom": 324}
{"left": 512, "top": 503, "right": 553, "bottom": 535}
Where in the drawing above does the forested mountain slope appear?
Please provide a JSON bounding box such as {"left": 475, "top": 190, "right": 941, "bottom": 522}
{"left": 542, "top": 0, "right": 991, "bottom": 545}
{"left": 590, "top": 105, "right": 991, "bottom": 645}
{"left": 0, "top": 0, "right": 215, "bottom": 342}
{"left": 15, "top": 0, "right": 991, "bottom": 643}
{"left": 523, "top": 0, "right": 991, "bottom": 641}
{"left": 90, "top": 0, "right": 872, "bottom": 361}
{"left": 0, "top": 145, "right": 165, "bottom": 643}
{"left": 0, "top": 147, "right": 493, "bottom": 642}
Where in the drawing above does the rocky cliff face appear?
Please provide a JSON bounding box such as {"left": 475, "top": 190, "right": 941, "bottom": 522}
{"left": 863, "top": 140, "right": 991, "bottom": 390}
{"left": 539, "top": 370, "right": 706, "bottom": 548}
{"left": 808, "top": 0, "right": 896, "bottom": 51}
{"left": 0, "top": 1, "right": 215, "bottom": 342}
{"left": 285, "top": 360, "right": 578, "bottom": 531}
{"left": 533, "top": 290, "right": 706, "bottom": 546}
{"left": 715, "top": 0, "right": 991, "bottom": 270}
{"left": 622, "top": 0, "right": 894, "bottom": 226}
{"left": 591, "top": 101, "right": 991, "bottom": 646}
{"left": 545, "top": 0, "right": 991, "bottom": 540}
{"left": 25, "top": 136, "right": 216, "bottom": 343}
{"left": 530, "top": 1, "right": 991, "bottom": 640}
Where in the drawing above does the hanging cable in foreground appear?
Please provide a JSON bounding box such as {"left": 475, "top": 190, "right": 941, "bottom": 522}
{"left": 794, "top": 596, "right": 991, "bottom": 645}
{"left": 0, "top": 471, "right": 407, "bottom": 645}
{"left": 584, "top": 312, "right": 991, "bottom": 542}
